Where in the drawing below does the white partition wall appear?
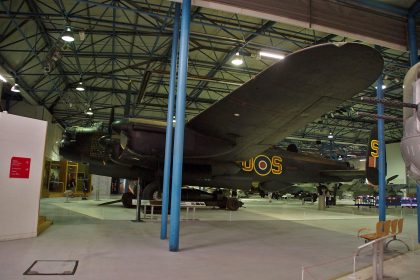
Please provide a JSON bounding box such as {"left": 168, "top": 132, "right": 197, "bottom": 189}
{"left": 0, "top": 112, "right": 47, "bottom": 241}
{"left": 90, "top": 175, "right": 112, "bottom": 199}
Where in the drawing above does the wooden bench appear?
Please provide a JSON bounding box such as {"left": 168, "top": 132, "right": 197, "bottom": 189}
{"left": 357, "top": 218, "right": 409, "bottom": 250}
{"left": 386, "top": 218, "right": 410, "bottom": 251}
{"left": 358, "top": 220, "right": 391, "bottom": 242}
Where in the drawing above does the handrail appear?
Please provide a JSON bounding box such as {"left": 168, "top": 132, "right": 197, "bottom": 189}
{"left": 355, "top": 233, "right": 394, "bottom": 255}
{"left": 351, "top": 233, "right": 396, "bottom": 280}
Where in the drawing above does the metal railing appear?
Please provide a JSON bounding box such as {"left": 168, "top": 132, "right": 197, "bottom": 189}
{"left": 350, "top": 234, "right": 395, "bottom": 280}
{"left": 301, "top": 232, "right": 414, "bottom": 280}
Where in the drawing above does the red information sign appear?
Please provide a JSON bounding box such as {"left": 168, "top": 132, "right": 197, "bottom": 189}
{"left": 9, "top": 157, "right": 31, "bottom": 179}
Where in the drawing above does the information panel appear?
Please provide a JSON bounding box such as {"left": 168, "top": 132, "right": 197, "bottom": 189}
{"left": 9, "top": 157, "right": 31, "bottom": 179}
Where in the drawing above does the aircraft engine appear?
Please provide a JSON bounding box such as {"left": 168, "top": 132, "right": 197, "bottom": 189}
{"left": 401, "top": 62, "right": 420, "bottom": 180}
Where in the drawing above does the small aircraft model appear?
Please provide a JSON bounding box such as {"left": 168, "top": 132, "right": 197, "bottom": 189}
{"left": 60, "top": 43, "right": 383, "bottom": 210}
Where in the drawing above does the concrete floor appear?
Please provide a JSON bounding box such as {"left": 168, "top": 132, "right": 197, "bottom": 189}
{"left": 0, "top": 196, "right": 419, "bottom": 280}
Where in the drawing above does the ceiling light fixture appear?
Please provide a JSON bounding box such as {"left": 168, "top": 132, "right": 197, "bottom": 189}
{"left": 231, "top": 52, "right": 243, "bottom": 66}
{"left": 327, "top": 132, "right": 334, "bottom": 139}
{"left": 11, "top": 84, "right": 21, "bottom": 92}
{"left": 0, "top": 74, "right": 7, "bottom": 83}
{"left": 76, "top": 81, "right": 85, "bottom": 91}
{"left": 86, "top": 107, "right": 93, "bottom": 116}
{"left": 374, "top": 85, "right": 386, "bottom": 90}
{"left": 61, "top": 26, "right": 75, "bottom": 42}
{"left": 233, "top": 113, "right": 240, "bottom": 117}
{"left": 259, "top": 50, "right": 285, "bottom": 60}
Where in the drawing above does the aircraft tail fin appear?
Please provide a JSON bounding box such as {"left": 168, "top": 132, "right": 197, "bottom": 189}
{"left": 365, "top": 126, "right": 387, "bottom": 185}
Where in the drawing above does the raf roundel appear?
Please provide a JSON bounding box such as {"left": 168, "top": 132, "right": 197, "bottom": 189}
{"left": 254, "top": 155, "right": 272, "bottom": 176}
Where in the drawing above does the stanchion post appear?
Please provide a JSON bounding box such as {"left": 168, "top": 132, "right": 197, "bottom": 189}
{"left": 132, "top": 178, "right": 143, "bottom": 223}
{"left": 378, "top": 239, "right": 384, "bottom": 279}
{"left": 372, "top": 242, "right": 378, "bottom": 280}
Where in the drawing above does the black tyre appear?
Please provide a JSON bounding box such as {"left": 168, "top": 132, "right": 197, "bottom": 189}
{"left": 142, "top": 181, "right": 162, "bottom": 200}
{"left": 217, "top": 197, "right": 227, "bottom": 209}
{"left": 226, "top": 197, "right": 241, "bottom": 211}
{"left": 121, "top": 192, "right": 136, "bottom": 208}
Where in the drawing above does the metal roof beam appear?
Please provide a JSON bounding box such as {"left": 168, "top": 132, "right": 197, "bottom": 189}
{"left": 188, "top": 20, "right": 276, "bottom": 101}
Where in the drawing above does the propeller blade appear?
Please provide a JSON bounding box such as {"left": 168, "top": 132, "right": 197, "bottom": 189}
{"left": 386, "top": 174, "right": 398, "bottom": 183}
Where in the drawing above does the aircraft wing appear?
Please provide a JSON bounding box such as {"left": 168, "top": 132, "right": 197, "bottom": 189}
{"left": 320, "top": 170, "right": 366, "bottom": 182}
{"left": 186, "top": 43, "right": 383, "bottom": 161}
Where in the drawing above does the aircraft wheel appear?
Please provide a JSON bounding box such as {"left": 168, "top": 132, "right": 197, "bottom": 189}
{"left": 142, "top": 181, "right": 162, "bottom": 200}
{"left": 226, "top": 197, "right": 241, "bottom": 211}
{"left": 122, "top": 192, "right": 136, "bottom": 208}
{"left": 217, "top": 197, "right": 227, "bottom": 209}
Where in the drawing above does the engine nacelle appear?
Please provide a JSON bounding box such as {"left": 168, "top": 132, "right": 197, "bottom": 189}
{"left": 401, "top": 62, "right": 420, "bottom": 180}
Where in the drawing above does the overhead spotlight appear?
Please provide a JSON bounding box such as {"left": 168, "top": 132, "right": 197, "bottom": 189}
{"left": 259, "top": 50, "right": 285, "bottom": 60}
{"left": 86, "top": 107, "right": 93, "bottom": 116}
{"left": 233, "top": 113, "right": 240, "bottom": 117}
{"left": 75, "top": 81, "right": 85, "bottom": 91}
{"left": 374, "top": 85, "right": 386, "bottom": 90}
{"left": 327, "top": 132, "right": 334, "bottom": 139}
{"left": 0, "top": 74, "right": 7, "bottom": 83}
{"left": 11, "top": 84, "right": 21, "bottom": 92}
{"left": 231, "top": 52, "right": 243, "bottom": 66}
{"left": 61, "top": 26, "right": 75, "bottom": 42}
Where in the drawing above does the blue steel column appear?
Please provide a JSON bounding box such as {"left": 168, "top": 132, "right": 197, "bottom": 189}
{"left": 408, "top": 15, "right": 418, "bottom": 66}
{"left": 169, "top": 0, "right": 191, "bottom": 252}
{"left": 376, "top": 76, "right": 386, "bottom": 222}
{"left": 161, "top": 3, "right": 180, "bottom": 240}
{"left": 407, "top": 13, "right": 420, "bottom": 243}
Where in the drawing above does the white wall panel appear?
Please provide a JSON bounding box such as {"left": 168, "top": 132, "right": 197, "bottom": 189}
{"left": 0, "top": 112, "right": 47, "bottom": 241}
{"left": 90, "top": 175, "right": 112, "bottom": 199}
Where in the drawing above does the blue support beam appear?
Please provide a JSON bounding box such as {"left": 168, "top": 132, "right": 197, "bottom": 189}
{"left": 161, "top": 3, "right": 180, "bottom": 240}
{"left": 418, "top": 185, "right": 420, "bottom": 243}
{"left": 407, "top": 11, "right": 420, "bottom": 243}
{"left": 376, "top": 76, "right": 386, "bottom": 222}
{"left": 169, "top": 0, "right": 191, "bottom": 252}
{"left": 409, "top": 0, "right": 420, "bottom": 16}
{"left": 408, "top": 15, "right": 419, "bottom": 66}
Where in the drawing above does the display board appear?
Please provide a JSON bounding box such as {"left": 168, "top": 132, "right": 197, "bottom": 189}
{"left": 0, "top": 112, "right": 47, "bottom": 241}
{"left": 90, "top": 175, "right": 112, "bottom": 199}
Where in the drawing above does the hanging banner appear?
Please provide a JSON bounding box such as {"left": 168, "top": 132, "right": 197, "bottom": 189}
{"left": 9, "top": 157, "right": 31, "bottom": 179}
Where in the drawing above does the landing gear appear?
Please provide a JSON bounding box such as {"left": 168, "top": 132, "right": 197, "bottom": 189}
{"left": 142, "top": 181, "right": 162, "bottom": 200}
{"left": 140, "top": 181, "right": 243, "bottom": 210}
{"left": 226, "top": 197, "right": 242, "bottom": 211}
{"left": 121, "top": 192, "right": 136, "bottom": 208}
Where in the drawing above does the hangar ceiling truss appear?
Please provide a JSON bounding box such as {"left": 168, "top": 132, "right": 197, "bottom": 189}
{"left": 0, "top": 0, "right": 415, "bottom": 158}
